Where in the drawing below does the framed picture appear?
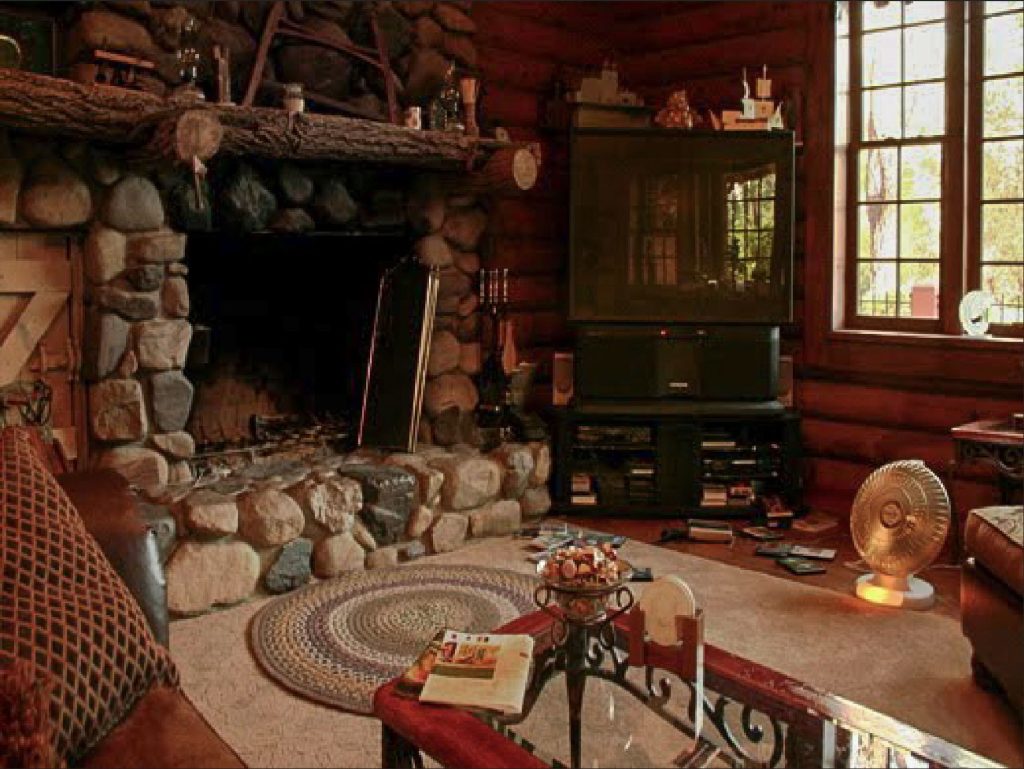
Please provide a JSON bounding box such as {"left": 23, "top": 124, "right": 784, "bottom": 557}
{"left": 0, "top": 9, "right": 57, "bottom": 74}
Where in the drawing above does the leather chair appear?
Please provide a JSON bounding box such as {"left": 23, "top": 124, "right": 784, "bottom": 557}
{"left": 50, "top": 468, "right": 245, "bottom": 768}
{"left": 961, "top": 506, "right": 1023, "bottom": 715}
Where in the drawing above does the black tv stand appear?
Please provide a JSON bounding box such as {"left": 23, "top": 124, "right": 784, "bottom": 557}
{"left": 550, "top": 402, "right": 801, "bottom": 519}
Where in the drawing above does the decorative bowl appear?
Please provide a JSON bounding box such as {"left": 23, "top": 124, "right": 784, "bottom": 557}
{"left": 535, "top": 557, "right": 634, "bottom": 624}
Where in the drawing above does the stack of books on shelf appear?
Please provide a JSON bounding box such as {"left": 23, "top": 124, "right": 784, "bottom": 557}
{"left": 701, "top": 434, "right": 737, "bottom": 450}
{"left": 625, "top": 460, "right": 656, "bottom": 504}
{"left": 701, "top": 484, "right": 728, "bottom": 507}
{"left": 726, "top": 481, "right": 756, "bottom": 507}
{"left": 571, "top": 472, "right": 598, "bottom": 506}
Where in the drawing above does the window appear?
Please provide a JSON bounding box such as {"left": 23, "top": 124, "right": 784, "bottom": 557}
{"left": 839, "top": 1, "right": 1023, "bottom": 336}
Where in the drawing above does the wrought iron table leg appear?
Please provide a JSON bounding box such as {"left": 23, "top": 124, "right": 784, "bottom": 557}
{"left": 565, "top": 623, "right": 589, "bottom": 769}
{"left": 382, "top": 723, "right": 422, "bottom": 769}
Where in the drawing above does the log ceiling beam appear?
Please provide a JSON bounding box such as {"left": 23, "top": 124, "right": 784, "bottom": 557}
{"left": 0, "top": 69, "right": 529, "bottom": 174}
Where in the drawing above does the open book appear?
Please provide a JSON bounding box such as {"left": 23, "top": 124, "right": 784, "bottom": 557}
{"left": 398, "top": 629, "right": 534, "bottom": 715}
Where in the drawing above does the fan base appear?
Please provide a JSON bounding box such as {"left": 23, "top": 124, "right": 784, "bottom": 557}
{"left": 855, "top": 573, "right": 935, "bottom": 610}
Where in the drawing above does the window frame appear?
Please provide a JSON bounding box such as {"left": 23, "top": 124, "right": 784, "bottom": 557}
{"left": 840, "top": 0, "right": 1022, "bottom": 339}
{"left": 965, "top": 1, "right": 1024, "bottom": 337}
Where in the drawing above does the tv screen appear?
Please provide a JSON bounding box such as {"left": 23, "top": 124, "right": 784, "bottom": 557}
{"left": 570, "top": 129, "right": 794, "bottom": 324}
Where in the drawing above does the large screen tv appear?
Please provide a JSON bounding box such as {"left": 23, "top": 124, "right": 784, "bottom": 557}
{"left": 570, "top": 129, "right": 794, "bottom": 324}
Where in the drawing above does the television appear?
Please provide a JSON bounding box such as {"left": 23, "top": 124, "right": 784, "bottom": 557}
{"left": 569, "top": 129, "right": 795, "bottom": 325}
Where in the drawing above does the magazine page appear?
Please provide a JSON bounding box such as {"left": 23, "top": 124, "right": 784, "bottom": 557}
{"left": 419, "top": 630, "right": 535, "bottom": 714}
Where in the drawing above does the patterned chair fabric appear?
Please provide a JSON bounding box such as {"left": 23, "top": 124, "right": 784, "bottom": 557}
{"left": 0, "top": 427, "right": 178, "bottom": 762}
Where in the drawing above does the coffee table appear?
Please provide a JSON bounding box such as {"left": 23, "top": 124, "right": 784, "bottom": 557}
{"left": 374, "top": 610, "right": 1004, "bottom": 769}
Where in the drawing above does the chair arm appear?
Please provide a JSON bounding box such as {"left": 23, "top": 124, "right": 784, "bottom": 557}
{"left": 57, "top": 469, "right": 170, "bottom": 646}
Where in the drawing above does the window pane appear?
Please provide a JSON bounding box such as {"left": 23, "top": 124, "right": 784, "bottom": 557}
{"left": 900, "top": 144, "right": 942, "bottom": 199}
{"left": 900, "top": 203, "right": 942, "bottom": 259}
{"left": 983, "top": 139, "right": 1024, "bottom": 199}
{"left": 904, "top": 83, "right": 946, "bottom": 137}
{"left": 863, "top": 1, "right": 902, "bottom": 30}
{"left": 863, "top": 29, "right": 902, "bottom": 86}
{"left": 982, "top": 264, "right": 1024, "bottom": 323}
{"left": 905, "top": 2, "right": 946, "bottom": 24}
{"left": 984, "top": 76, "right": 1024, "bottom": 137}
{"left": 900, "top": 262, "right": 940, "bottom": 318}
{"left": 859, "top": 204, "right": 898, "bottom": 259}
{"left": 864, "top": 86, "right": 902, "bottom": 139}
{"left": 858, "top": 261, "right": 898, "bottom": 316}
{"left": 905, "top": 24, "right": 946, "bottom": 82}
{"left": 984, "top": 13, "right": 1024, "bottom": 76}
{"left": 982, "top": 203, "right": 1024, "bottom": 261}
{"left": 860, "top": 147, "right": 898, "bottom": 201}
{"left": 986, "top": 2, "right": 1024, "bottom": 15}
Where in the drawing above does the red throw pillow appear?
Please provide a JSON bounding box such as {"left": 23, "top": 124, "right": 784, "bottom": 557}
{"left": 0, "top": 428, "right": 178, "bottom": 762}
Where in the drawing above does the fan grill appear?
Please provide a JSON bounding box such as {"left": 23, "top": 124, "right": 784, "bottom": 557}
{"left": 851, "top": 461, "right": 950, "bottom": 577}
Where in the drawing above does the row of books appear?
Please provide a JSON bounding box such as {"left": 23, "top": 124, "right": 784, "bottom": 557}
{"left": 700, "top": 480, "right": 759, "bottom": 508}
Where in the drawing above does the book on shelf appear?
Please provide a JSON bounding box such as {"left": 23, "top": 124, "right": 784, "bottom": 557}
{"left": 571, "top": 493, "right": 598, "bottom": 506}
{"left": 399, "top": 629, "right": 535, "bottom": 715}
{"left": 571, "top": 472, "right": 593, "bottom": 494}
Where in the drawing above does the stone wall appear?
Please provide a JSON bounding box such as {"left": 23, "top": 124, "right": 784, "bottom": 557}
{"left": 63, "top": 1, "right": 477, "bottom": 120}
{"left": 165, "top": 441, "right": 551, "bottom": 615}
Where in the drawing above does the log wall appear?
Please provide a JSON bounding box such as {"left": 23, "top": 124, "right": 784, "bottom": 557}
{"left": 474, "top": 1, "right": 1021, "bottom": 521}
{"left": 474, "top": 2, "right": 611, "bottom": 397}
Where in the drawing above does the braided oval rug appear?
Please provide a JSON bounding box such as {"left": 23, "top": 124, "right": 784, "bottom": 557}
{"left": 249, "top": 564, "right": 538, "bottom": 714}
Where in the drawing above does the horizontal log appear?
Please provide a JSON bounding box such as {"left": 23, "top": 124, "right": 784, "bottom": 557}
{"left": 796, "top": 380, "right": 1020, "bottom": 435}
{"left": 0, "top": 69, "right": 530, "bottom": 171}
{"left": 474, "top": 5, "right": 607, "bottom": 65}
{"left": 485, "top": 2, "right": 617, "bottom": 29}
{"left": 803, "top": 456, "right": 1002, "bottom": 515}
{"left": 613, "top": 2, "right": 814, "bottom": 53}
{"left": 489, "top": 197, "right": 567, "bottom": 239}
{"left": 489, "top": 237, "right": 567, "bottom": 273}
{"left": 478, "top": 43, "right": 561, "bottom": 94}
{"left": 621, "top": 28, "right": 807, "bottom": 88}
{"left": 480, "top": 84, "right": 541, "bottom": 130}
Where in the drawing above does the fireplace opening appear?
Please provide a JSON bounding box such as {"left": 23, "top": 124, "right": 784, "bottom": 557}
{"left": 183, "top": 231, "right": 411, "bottom": 455}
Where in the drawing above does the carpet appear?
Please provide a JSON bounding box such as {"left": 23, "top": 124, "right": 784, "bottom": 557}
{"left": 249, "top": 564, "right": 537, "bottom": 713}
{"left": 170, "top": 536, "right": 1024, "bottom": 768}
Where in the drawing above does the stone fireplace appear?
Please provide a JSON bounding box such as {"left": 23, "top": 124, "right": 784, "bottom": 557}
{"left": 0, "top": 126, "right": 550, "bottom": 616}
{"left": 0, "top": 0, "right": 550, "bottom": 616}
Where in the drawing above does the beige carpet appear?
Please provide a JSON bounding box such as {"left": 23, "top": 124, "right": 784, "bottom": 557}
{"left": 170, "top": 536, "right": 1024, "bottom": 768}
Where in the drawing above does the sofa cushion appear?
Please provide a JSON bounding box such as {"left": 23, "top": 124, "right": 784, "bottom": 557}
{"left": 0, "top": 427, "right": 178, "bottom": 762}
{"left": 965, "top": 505, "right": 1024, "bottom": 598}
{"left": 79, "top": 685, "right": 245, "bottom": 769}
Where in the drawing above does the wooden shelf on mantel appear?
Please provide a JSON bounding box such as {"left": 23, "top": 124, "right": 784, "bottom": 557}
{"left": 0, "top": 69, "right": 519, "bottom": 173}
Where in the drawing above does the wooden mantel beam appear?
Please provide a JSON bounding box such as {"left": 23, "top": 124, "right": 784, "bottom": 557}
{"left": 0, "top": 69, "right": 482, "bottom": 171}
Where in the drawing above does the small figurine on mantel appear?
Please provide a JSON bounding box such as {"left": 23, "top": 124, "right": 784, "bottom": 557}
{"left": 719, "top": 66, "right": 785, "bottom": 131}
{"left": 655, "top": 90, "right": 700, "bottom": 129}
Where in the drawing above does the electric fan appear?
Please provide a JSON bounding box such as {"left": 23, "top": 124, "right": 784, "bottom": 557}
{"left": 850, "top": 460, "right": 950, "bottom": 610}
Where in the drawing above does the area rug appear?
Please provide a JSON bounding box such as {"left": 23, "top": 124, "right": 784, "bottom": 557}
{"left": 171, "top": 536, "right": 1024, "bottom": 768}
{"left": 249, "top": 564, "right": 537, "bottom": 714}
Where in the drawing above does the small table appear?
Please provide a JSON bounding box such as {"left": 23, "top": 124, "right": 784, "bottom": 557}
{"left": 374, "top": 610, "right": 1002, "bottom": 769}
{"left": 950, "top": 419, "right": 1024, "bottom": 559}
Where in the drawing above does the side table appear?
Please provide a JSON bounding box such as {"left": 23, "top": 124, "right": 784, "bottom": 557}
{"left": 949, "top": 419, "right": 1024, "bottom": 560}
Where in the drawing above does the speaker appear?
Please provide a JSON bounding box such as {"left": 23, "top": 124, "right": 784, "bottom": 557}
{"left": 552, "top": 352, "right": 574, "bottom": 406}
{"left": 575, "top": 325, "right": 778, "bottom": 402}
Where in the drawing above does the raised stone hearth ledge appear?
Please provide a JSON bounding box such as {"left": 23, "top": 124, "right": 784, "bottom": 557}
{"left": 163, "top": 443, "right": 552, "bottom": 615}
{"left": 0, "top": 69, "right": 532, "bottom": 174}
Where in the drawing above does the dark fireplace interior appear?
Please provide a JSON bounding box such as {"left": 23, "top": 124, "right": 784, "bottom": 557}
{"left": 184, "top": 231, "right": 411, "bottom": 451}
